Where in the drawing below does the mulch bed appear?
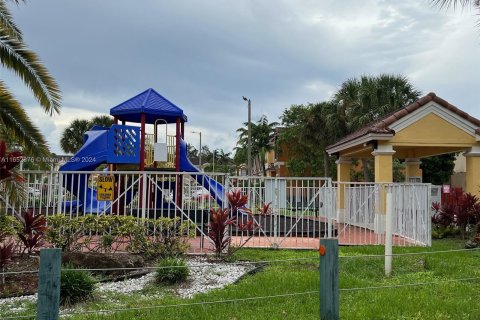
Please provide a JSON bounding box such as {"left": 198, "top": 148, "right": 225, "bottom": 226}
{"left": 1, "top": 252, "right": 156, "bottom": 298}
{"left": 1, "top": 255, "right": 39, "bottom": 298}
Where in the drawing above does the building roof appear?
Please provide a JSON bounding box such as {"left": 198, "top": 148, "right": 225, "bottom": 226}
{"left": 110, "top": 88, "right": 188, "bottom": 124}
{"left": 326, "top": 92, "right": 480, "bottom": 154}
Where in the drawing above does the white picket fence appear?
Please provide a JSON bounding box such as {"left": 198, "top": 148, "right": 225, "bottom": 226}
{"left": 1, "top": 171, "right": 432, "bottom": 250}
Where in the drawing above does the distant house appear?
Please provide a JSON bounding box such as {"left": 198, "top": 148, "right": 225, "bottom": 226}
{"left": 264, "top": 128, "right": 291, "bottom": 177}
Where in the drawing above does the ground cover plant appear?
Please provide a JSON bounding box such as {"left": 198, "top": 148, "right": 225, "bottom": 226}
{"left": 155, "top": 258, "right": 189, "bottom": 285}
{"left": 2, "top": 239, "right": 480, "bottom": 319}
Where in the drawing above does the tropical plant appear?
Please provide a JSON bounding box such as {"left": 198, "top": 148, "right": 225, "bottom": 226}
{"left": 208, "top": 190, "right": 265, "bottom": 259}
{"left": 0, "top": 0, "right": 61, "bottom": 157}
{"left": 432, "top": 189, "right": 480, "bottom": 238}
{"left": 17, "top": 210, "right": 47, "bottom": 254}
{"left": 0, "top": 140, "right": 24, "bottom": 207}
{"left": 208, "top": 208, "right": 235, "bottom": 257}
{"left": 155, "top": 258, "right": 190, "bottom": 285}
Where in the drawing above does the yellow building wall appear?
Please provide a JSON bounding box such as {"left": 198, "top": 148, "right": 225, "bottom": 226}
{"left": 391, "top": 113, "right": 476, "bottom": 146}
{"left": 466, "top": 156, "right": 480, "bottom": 197}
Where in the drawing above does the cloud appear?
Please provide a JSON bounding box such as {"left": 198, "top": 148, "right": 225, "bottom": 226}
{"left": 5, "top": 0, "right": 480, "bottom": 156}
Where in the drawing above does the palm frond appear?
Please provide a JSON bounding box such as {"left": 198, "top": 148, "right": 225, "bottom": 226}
{"left": 431, "top": 0, "right": 479, "bottom": 10}
{"left": 0, "top": 0, "right": 23, "bottom": 41}
{"left": 0, "top": 28, "right": 61, "bottom": 115}
{"left": 0, "top": 82, "right": 51, "bottom": 157}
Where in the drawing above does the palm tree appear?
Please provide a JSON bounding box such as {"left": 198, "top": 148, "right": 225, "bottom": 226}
{"left": 90, "top": 115, "right": 114, "bottom": 128}
{"left": 333, "top": 74, "right": 420, "bottom": 132}
{"left": 60, "top": 119, "right": 90, "bottom": 154}
{"left": 431, "top": 0, "right": 480, "bottom": 10}
{"left": 60, "top": 115, "right": 114, "bottom": 154}
{"left": 0, "top": 0, "right": 61, "bottom": 157}
{"left": 332, "top": 74, "right": 421, "bottom": 181}
{"left": 431, "top": 1, "right": 480, "bottom": 28}
{"left": 236, "top": 115, "right": 278, "bottom": 176}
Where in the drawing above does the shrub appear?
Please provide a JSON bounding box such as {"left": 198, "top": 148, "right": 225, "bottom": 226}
{"left": 60, "top": 265, "right": 96, "bottom": 305}
{"left": 45, "top": 214, "right": 83, "bottom": 252}
{"left": 141, "top": 217, "right": 193, "bottom": 258}
{"left": 0, "top": 215, "right": 21, "bottom": 241}
{"left": 432, "top": 190, "right": 480, "bottom": 239}
{"left": 46, "top": 214, "right": 193, "bottom": 257}
{"left": 155, "top": 258, "right": 189, "bottom": 284}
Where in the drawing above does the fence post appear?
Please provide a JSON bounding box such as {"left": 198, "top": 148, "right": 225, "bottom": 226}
{"left": 320, "top": 238, "right": 339, "bottom": 320}
{"left": 36, "top": 248, "right": 62, "bottom": 320}
{"left": 56, "top": 173, "right": 63, "bottom": 214}
{"left": 141, "top": 172, "right": 147, "bottom": 219}
{"left": 385, "top": 189, "right": 393, "bottom": 276}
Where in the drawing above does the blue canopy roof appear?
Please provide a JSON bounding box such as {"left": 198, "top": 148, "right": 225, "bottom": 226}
{"left": 110, "top": 88, "right": 188, "bottom": 124}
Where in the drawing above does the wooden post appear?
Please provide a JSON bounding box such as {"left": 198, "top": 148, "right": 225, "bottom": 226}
{"left": 36, "top": 248, "right": 62, "bottom": 320}
{"left": 320, "top": 239, "right": 339, "bottom": 320}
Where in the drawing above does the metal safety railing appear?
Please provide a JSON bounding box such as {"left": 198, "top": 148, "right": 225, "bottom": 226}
{"left": 1, "top": 171, "right": 432, "bottom": 250}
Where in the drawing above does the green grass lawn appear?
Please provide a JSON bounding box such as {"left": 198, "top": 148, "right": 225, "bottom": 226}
{"left": 3, "top": 239, "right": 480, "bottom": 319}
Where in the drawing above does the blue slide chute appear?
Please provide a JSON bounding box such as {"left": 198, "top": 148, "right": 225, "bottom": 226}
{"left": 179, "top": 139, "right": 226, "bottom": 207}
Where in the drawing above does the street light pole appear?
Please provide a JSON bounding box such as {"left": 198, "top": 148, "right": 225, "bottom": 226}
{"left": 191, "top": 131, "right": 202, "bottom": 168}
{"left": 212, "top": 149, "right": 215, "bottom": 173}
{"left": 242, "top": 96, "right": 252, "bottom": 176}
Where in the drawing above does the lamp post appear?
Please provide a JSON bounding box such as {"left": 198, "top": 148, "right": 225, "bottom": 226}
{"left": 212, "top": 149, "right": 218, "bottom": 173}
{"left": 242, "top": 96, "right": 252, "bottom": 176}
{"left": 191, "top": 131, "right": 202, "bottom": 168}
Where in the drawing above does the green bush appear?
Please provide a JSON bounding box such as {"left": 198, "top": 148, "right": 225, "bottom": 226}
{"left": 60, "top": 265, "right": 96, "bottom": 305}
{"left": 46, "top": 214, "right": 193, "bottom": 257}
{"left": 432, "top": 226, "right": 461, "bottom": 239}
{"left": 155, "top": 258, "right": 189, "bottom": 285}
{"left": 0, "top": 215, "right": 21, "bottom": 240}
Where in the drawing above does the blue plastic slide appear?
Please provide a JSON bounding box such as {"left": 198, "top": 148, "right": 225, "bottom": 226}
{"left": 179, "top": 139, "right": 226, "bottom": 207}
{"left": 59, "top": 128, "right": 111, "bottom": 213}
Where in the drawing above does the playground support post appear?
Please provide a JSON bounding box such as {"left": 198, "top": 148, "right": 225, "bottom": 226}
{"left": 140, "top": 113, "right": 146, "bottom": 171}
{"left": 320, "top": 239, "right": 339, "bottom": 320}
{"left": 36, "top": 248, "right": 61, "bottom": 320}
{"left": 385, "top": 190, "right": 393, "bottom": 276}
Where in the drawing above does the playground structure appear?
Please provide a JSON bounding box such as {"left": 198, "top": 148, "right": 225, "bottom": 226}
{"left": 5, "top": 89, "right": 434, "bottom": 252}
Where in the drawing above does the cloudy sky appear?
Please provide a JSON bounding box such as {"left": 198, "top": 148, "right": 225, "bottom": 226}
{"left": 4, "top": 0, "right": 480, "bottom": 155}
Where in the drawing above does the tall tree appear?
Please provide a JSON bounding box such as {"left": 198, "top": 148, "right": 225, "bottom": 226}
{"left": 332, "top": 74, "right": 421, "bottom": 181}
{"left": 90, "top": 115, "right": 114, "bottom": 128}
{"left": 60, "top": 119, "right": 90, "bottom": 154}
{"left": 0, "top": 0, "right": 61, "bottom": 157}
{"left": 60, "top": 115, "right": 114, "bottom": 154}
{"left": 421, "top": 153, "right": 456, "bottom": 185}
{"left": 279, "top": 102, "right": 338, "bottom": 177}
{"left": 236, "top": 115, "right": 278, "bottom": 176}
